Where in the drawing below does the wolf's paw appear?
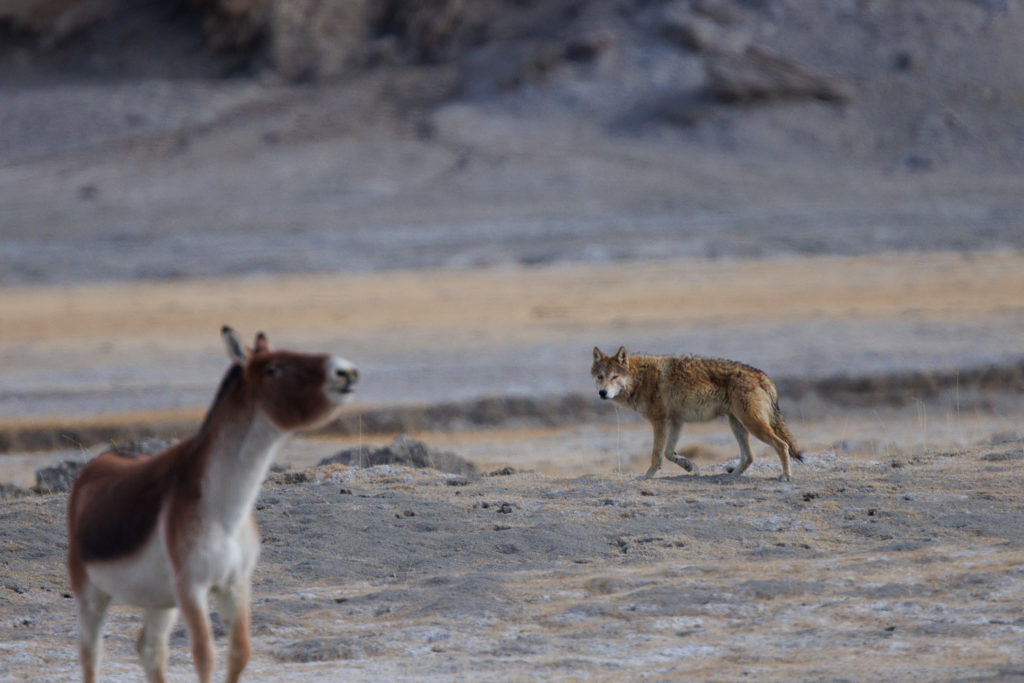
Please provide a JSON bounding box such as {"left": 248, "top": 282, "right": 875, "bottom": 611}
{"left": 777, "top": 473, "right": 792, "bottom": 483}
{"left": 725, "top": 466, "right": 746, "bottom": 479}
{"left": 642, "top": 467, "right": 660, "bottom": 480}
{"left": 668, "top": 453, "right": 695, "bottom": 473}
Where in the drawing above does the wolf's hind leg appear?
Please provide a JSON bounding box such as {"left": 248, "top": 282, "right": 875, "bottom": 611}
{"left": 732, "top": 397, "right": 794, "bottom": 480}
{"left": 744, "top": 417, "right": 793, "bottom": 481}
{"left": 667, "top": 452, "right": 695, "bottom": 472}
{"left": 726, "top": 414, "right": 754, "bottom": 477}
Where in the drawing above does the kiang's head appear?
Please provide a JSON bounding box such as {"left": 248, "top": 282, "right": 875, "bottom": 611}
{"left": 221, "top": 326, "right": 358, "bottom": 431}
{"left": 591, "top": 346, "right": 632, "bottom": 401}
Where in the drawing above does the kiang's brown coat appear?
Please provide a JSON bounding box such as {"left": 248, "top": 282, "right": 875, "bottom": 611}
{"left": 67, "top": 328, "right": 358, "bottom": 683}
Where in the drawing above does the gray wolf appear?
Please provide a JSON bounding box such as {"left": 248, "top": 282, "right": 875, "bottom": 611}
{"left": 592, "top": 345, "right": 802, "bottom": 480}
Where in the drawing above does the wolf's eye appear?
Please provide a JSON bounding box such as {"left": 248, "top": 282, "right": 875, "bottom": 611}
{"left": 266, "top": 365, "right": 282, "bottom": 377}
{"left": 610, "top": 374, "right": 618, "bottom": 381}
{"left": 597, "top": 374, "right": 604, "bottom": 381}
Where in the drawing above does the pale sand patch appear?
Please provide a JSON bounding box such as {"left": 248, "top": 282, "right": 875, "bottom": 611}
{"left": 0, "top": 250, "right": 1019, "bottom": 349}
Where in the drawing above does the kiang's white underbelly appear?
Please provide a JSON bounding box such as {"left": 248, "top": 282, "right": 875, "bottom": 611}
{"left": 87, "top": 532, "right": 176, "bottom": 608}
{"left": 86, "top": 524, "right": 255, "bottom": 607}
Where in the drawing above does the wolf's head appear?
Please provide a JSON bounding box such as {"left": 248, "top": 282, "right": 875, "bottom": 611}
{"left": 591, "top": 346, "right": 633, "bottom": 401}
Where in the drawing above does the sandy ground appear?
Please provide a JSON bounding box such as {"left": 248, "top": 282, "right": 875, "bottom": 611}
{"left": 2, "top": 417, "right": 1024, "bottom": 681}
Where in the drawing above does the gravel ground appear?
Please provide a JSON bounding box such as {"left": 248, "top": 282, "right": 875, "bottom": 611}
{"left": 2, "top": 423, "right": 1024, "bottom": 681}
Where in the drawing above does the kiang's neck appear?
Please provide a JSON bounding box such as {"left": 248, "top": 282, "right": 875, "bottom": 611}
{"left": 200, "top": 409, "right": 286, "bottom": 533}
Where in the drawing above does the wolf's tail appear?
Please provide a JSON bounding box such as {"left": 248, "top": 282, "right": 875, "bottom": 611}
{"left": 770, "top": 399, "right": 803, "bottom": 463}
{"left": 765, "top": 382, "right": 802, "bottom": 462}
{"left": 759, "top": 374, "right": 803, "bottom": 463}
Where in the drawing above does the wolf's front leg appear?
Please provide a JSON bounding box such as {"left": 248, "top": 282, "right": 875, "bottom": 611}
{"left": 664, "top": 419, "right": 696, "bottom": 473}
{"left": 644, "top": 419, "right": 667, "bottom": 478}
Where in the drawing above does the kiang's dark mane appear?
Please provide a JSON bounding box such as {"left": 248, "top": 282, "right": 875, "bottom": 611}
{"left": 200, "top": 363, "right": 243, "bottom": 432}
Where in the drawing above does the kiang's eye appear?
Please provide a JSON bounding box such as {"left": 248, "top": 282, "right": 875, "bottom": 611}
{"left": 265, "top": 365, "right": 282, "bottom": 377}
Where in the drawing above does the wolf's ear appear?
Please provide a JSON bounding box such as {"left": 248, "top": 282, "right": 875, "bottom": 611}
{"left": 593, "top": 347, "right": 604, "bottom": 364}
{"left": 616, "top": 346, "right": 628, "bottom": 365}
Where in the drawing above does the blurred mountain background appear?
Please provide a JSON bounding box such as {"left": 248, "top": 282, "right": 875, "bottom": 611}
{"left": 2, "top": 0, "right": 1023, "bottom": 284}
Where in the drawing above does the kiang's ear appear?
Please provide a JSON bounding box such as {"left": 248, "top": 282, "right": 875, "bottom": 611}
{"left": 593, "top": 346, "right": 605, "bottom": 364}
{"left": 616, "top": 346, "right": 628, "bottom": 365}
{"left": 253, "top": 332, "right": 270, "bottom": 354}
{"left": 222, "top": 325, "right": 248, "bottom": 365}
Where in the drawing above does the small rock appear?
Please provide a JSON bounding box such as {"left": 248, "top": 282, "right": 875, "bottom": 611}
{"left": 661, "top": 9, "right": 720, "bottom": 53}
{"left": 564, "top": 29, "right": 616, "bottom": 62}
{"left": 33, "top": 460, "right": 85, "bottom": 494}
{"left": 320, "top": 435, "right": 476, "bottom": 476}
{"left": 487, "top": 466, "right": 517, "bottom": 477}
{"left": 273, "top": 637, "right": 376, "bottom": 663}
{"left": 584, "top": 577, "right": 630, "bottom": 595}
{"left": 77, "top": 184, "right": 99, "bottom": 201}
{"left": 705, "top": 45, "right": 851, "bottom": 104}
{"left": 276, "top": 471, "right": 311, "bottom": 484}
{"left": 982, "top": 449, "right": 1024, "bottom": 462}
{"left": 891, "top": 50, "right": 917, "bottom": 71}
{"left": 0, "top": 483, "right": 31, "bottom": 501}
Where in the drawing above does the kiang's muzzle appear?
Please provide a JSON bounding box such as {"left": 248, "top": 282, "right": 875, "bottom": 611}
{"left": 327, "top": 357, "right": 359, "bottom": 397}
